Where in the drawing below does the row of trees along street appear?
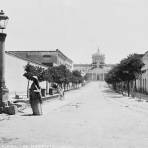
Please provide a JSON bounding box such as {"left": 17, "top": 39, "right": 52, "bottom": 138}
{"left": 23, "top": 63, "right": 87, "bottom": 97}
{"left": 105, "top": 54, "right": 145, "bottom": 97}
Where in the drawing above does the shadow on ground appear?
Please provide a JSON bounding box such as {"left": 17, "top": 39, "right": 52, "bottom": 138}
{"left": 0, "top": 137, "right": 19, "bottom": 144}
{"left": 21, "top": 113, "right": 43, "bottom": 116}
{"left": 102, "top": 88, "right": 126, "bottom": 99}
{"left": 21, "top": 113, "right": 34, "bottom": 116}
{"left": 103, "top": 87, "right": 148, "bottom": 103}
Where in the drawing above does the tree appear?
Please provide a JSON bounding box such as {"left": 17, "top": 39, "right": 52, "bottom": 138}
{"left": 119, "top": 54, "right": 144, "bottom": 96}
{"left": 71, "top": 70, "right": 83, "bottom": 88}
{"left": 23, "top": 63, "right": 45, "bottom": 82}
{"left": 105, "top": 53, "right": 144, "bottom": 96}
{"left": 23, "top": 63, "right": 46, "bottom": 97}
{"left": 50, "top": 65, "right": 68, "bottom": 86}
{"left": 43, "top": 65, "right": 73, "bottom": 90}
{"left": 23, "top": 63, "right": 85, "bottom": 95}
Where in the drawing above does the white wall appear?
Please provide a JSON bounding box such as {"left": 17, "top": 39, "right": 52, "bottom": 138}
{"left": 5, "top": 54, "right": 28, "bottom": 97}
{"left": 5, "top": 54, "right": 47, "bottom": 98}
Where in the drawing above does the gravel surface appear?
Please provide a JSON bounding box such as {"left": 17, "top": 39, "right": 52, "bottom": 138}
{"left": 1, "top": 81, "right": 148, "bottom": 148}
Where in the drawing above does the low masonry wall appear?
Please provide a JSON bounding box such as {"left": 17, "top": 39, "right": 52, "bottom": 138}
{"left": 12, "top": 94, "right": 60, "bottom": 112}
{"left": 13, "top": 94, "right": 60, "bottom": 104}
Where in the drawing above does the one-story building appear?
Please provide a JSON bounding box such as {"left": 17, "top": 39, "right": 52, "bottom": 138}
{"left": 5, "top": 49, "right": 73, "bottom": 99}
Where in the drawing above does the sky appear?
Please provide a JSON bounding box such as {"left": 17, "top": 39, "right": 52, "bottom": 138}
{"left": 1, "top": 0, "right": 148, "bottom": 64}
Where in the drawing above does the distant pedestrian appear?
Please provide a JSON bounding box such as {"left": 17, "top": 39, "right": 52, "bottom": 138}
{"left": 29, "top": 76, "right": 43, "bottom": 115}
{"left": 57, "top": 86, "right": 64, "bottom": 100}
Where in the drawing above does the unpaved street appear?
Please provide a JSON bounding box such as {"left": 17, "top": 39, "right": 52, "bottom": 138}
{"left": 1, "top": 82, "right": 148, "bottom": 148}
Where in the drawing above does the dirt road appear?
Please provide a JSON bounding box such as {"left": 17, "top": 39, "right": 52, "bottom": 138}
{"left": 1, "top": 81, "right": 148, "bottom": 148}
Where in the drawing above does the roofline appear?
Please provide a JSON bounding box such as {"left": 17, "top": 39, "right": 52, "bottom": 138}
{"left": 5, "top": 51, "right": 48, "bottom": 68}
{"left": 73, "top": 63, "right": 91, "bottom": 65}
{"left": 6, "top": 49, "right": 73, "bottom": 63}
{"left": 6, "top": 50, "right": 56, "bottom": 52}
{"left": 73, "top": 64, "right": 91, "bottom": 66}
{"left": 56, "top": 49, "right": 73, "bottom": 63}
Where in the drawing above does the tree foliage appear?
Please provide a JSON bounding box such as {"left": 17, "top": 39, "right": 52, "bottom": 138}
{"left": 105, "top": 53, "right": 145, "bottom": 96}
{"left": 71, "top": 70, "right": 83, "bottom": 84}
{"left": 23, "top": 63, "right": 45, "bottom": 82}
{"left": 23, "top": 64, "right": 84, "bottom": 86}
{"left": 105, "top": 54, "right": 144, "bottom": 84}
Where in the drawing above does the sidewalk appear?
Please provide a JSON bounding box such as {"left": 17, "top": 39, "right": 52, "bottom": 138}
{"left": 134, "top": 92, "right": 148, "bottom": 101}
{"left": 112, "top": 88, "right": 148, "bottom": 102}
{"left": 0, "top": 86, "right": 83, "bottom": 119}
{"left": 0, "top": 87, "right": 81, "bottom": 122}
{"left": 0, "top": 94, "right": 60, "bottom": 121}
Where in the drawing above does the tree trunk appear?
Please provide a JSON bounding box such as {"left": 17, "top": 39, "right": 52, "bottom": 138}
{"left": 121, "top": 82, "right": 124, "bottom": 95}
{"left": 46, "top": 81, "right": 48, "bottom": 95}
{"left": 131, "top": 80, "right": 135, "bottom": 98}
{"left": 127, "top": 81, "right": 130, "bottom": 97}
{"left": 113, "top": 82, "right": 116, "bottom": 90}
{"left": 134, "top": 79, "right": 137, "bottom": 92}
{"left": 27, "top": 80, "right": 30, "bottom": 98}
{"left": 63, "top": 83, "right": 66, "bottom": 90}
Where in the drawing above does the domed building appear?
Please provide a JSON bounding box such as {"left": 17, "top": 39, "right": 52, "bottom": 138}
{"left": 73, "top": 48, "right": 115, "bottom": 81}
{"left": 92, "top": 48, "right": 105, "bottom": 68}
{"left": 86, "top": 49, "right": 108, "bottom": 81}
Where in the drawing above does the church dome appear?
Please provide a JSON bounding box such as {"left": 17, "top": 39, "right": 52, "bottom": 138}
{"left": 92, "top": 48, "right": 101, "bottom": 58}
{"left": 92, "top": 48, "right": 105, "bottom": 67}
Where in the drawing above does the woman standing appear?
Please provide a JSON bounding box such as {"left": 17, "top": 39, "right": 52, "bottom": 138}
{"left": 29, "top": 76, "right": 43, "bottom": 115}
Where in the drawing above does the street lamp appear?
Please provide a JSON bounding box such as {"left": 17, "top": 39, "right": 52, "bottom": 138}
{"left": 0, "top": 10, "right": 17, "bottom": 114}
{"left": 0, "top": 10, "right": 9, "bottom": 32}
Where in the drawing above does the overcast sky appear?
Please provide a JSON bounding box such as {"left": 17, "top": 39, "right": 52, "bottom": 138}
{"left": 1, "top": 0, "right": 148, "bottom": 64}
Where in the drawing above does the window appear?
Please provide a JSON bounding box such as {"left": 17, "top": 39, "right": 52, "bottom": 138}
{"left": 43, "top": 55, "right": 51, "bottom": 58}
{"left": 42, "top": 63, "right": 53, "bottom": 67}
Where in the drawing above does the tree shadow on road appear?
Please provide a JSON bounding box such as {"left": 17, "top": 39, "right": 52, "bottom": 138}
{"left": 21, "top": 113, "right": 34, "bottom": 116}
{"left": 102, "top": 88, "right": 125, "bottom": 99}
{"left": 21, "top": 113, "right": 43, "bottom": 116}
{"left": 0, "top": 137, "right": 19, "bottom": 144}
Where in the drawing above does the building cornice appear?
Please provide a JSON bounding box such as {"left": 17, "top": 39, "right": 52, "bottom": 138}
{"left": 5, "top": 51, "right": 48, "bottom": 68}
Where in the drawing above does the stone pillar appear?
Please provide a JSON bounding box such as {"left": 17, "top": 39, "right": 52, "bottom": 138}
{"left": 0, "top": 33, "right": 9, "bottom": 107}
{"left": 0, "top": 33, "right": 17, "bottom": 114}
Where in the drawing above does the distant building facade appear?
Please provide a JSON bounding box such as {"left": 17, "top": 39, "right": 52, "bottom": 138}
{"left": 73, "top": 48, "right": 114, "bottom": 81}
{"left": 73, "top": 64, "right": 91, "bottom": 76}
{"left": 6, "top": 49, "right": 73, "bottom": 70}
{"left": 87, "top": 49, "right": 114, "bottom": 81}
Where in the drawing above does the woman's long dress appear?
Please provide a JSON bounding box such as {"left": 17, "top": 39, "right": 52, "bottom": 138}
{"left": 29, "top": 82, "right": 42, "bottom": 115}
